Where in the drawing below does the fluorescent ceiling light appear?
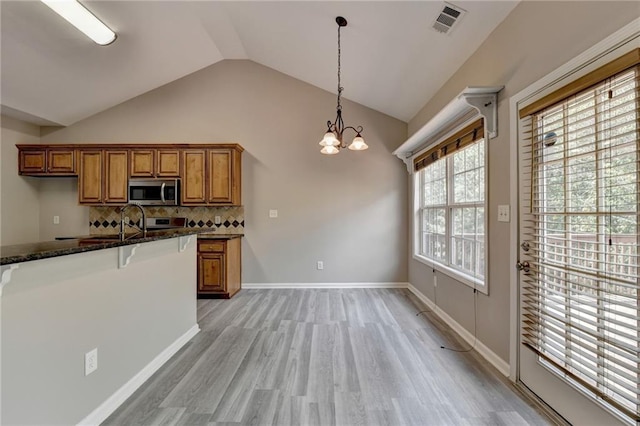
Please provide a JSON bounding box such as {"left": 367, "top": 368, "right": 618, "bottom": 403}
{"left": 40, "top": 0, "right": 116, "bottom": 46}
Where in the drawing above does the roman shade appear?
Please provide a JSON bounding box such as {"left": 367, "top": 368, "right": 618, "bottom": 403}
{"left": 414, "top": 119, "right": 484, "bottom": 172}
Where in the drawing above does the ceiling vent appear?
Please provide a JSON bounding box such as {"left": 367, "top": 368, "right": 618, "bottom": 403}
{"left": 432, "top": 3, "right": 466, "bottom": 35}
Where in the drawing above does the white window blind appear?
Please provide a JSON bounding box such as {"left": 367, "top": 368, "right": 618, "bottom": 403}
{"left": 520, "top": 60, "right": 639, "bottom": 422}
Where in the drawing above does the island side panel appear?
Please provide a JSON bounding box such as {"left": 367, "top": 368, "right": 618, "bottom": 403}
{"left": 0, "top": 237, "right": 197, "bottom": 425}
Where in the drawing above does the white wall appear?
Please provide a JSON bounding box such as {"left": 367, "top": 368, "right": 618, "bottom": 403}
{"left": 406, "top": 1, "right": 639, "bottom": 363}
{"left": 0, "top": 116, "right": 41, "bottom": 245}
{"left": 39, "top": 60, "right": 409, "bottom": 284}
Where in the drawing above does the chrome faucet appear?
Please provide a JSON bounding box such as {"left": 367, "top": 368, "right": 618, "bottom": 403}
{"left": 119, "top": 202, "right": 147, "bottom": 241}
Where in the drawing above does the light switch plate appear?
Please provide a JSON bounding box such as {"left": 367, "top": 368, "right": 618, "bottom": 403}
{"left": 214, "top": 216, "right": 221, "bottom": 225}
{"left": 497, "top": 205, "right": 510, "bottom": 222}
{"left": 269, "top": 209, "right": 278, "bottom": 218}
{"left": 53, "top": 215, "right": 60, "bottom": 225}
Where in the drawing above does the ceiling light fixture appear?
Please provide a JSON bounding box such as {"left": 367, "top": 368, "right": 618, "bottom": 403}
{"left": 40, "top": 0, "right": 116, "bottom": 46}
{"left": 319, "top": 16, "right": 367, "bottom": 155}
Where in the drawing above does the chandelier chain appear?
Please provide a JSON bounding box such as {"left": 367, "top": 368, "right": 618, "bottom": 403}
{"left": 337, "top": 24, "right": 342, "bottom": 111}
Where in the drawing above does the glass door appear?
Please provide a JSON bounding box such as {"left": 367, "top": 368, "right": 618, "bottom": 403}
{"left": 517, "top": 64, "right": 639, "bottom": 426}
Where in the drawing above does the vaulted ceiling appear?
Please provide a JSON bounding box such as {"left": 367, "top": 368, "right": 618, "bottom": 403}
{"left": 1, "top": 1, "right": 518, "bottom": 127}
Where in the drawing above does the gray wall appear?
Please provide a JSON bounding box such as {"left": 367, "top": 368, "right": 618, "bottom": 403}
{"left": 38, "top": 60, "right": 409, "bottom": 284}
{"left": 406, "top": 1, "right": 639, "bottom": 362}
{"left": 0, "top": 116, "right": 41, "bottom": 246}
{"left": 1, "top": 238, "right": 197, "bottom": 425}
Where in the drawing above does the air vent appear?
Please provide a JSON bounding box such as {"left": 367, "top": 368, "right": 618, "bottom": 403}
{"left": 432, "top": 2, "right": 466, "bottom": 35}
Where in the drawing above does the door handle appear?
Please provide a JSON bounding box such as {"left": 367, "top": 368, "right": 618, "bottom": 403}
{"left": 160, "top": 182, "right": 166, "bottom": 204}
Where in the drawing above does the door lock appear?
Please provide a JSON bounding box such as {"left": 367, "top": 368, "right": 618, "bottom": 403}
{"left": 521, "top": 242, "right": 530, "bottom": 252}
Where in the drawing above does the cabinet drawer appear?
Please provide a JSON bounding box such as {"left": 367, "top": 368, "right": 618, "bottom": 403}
{"left": 198, "top": 241, "right": 225, "bottom": 253}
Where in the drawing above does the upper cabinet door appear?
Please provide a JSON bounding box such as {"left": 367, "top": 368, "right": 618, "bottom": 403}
{"left": 208, "top": 149, "right": 233, "bottom": 204}
{"left": 156, "top": 150, "right": 180, "bottom": 177}
{"left": 208, "top": 148, "right": 241, "bottom": 205}
{"left": 130, "top": 150, "right": 155, "bottom": 177}
{"left": 19, "top": 150, "right": 46, "bottom": 174}
{"left": 182, "top": 150, "right": 206, "bottom": 205}
{"left": 104, "top": 151, "right": 128, "bottom": 204}
{"left": 78, "top": 151, "right": 103, "bottom": 204}
{"left": 47, "top": 149, "right": 75, "bottom": 174}
{"left": 130, "top": 149, "right": 179, "bottom": 177}
{"left": 18, "top": 148, "right": 75, "bottom": 176}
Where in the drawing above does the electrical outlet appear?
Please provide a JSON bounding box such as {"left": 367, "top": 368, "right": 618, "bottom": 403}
{"left": 85, "top": 348, "right": 98, "bottom": 376}
{"left": 214, "top": 216, "right": 221, "bottom": 225}
{"left": 269, "top": 209, "right": 278, "bottom": 218}
{"left": 53, "top": 215, "right": 60, "bottom": 225}
{"left": 317, "top": 261, "right": 324, "bottom": 270}
{"left": 497, "top": 205, "right": 510, "bottom": 222}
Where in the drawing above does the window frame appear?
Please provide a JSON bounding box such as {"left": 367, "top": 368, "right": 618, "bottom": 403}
{"left": 413, "top": 126, "right": 489, "bottom": 294}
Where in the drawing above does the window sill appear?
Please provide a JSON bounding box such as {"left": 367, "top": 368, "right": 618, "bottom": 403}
{"left": 413, "top": 254, "right": 488, "bottom": 295}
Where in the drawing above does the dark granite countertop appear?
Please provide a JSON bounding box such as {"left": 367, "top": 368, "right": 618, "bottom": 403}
{"left": 197, "top": 232, "right": 244, "bottom": 240}
{"left": 0, "top": 228, "right": 201, "bottom": 266}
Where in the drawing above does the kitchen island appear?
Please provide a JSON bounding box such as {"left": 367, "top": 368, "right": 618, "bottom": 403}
{"left": 0, "top": 230, "right": 200, "bottom": 425}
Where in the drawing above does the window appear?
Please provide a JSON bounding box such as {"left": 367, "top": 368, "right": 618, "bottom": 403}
{"left": 520, "top": 55, "right": 639, "bottom": 422}
{"left": 415, "top": 119, "right": 486, "bottom": 287}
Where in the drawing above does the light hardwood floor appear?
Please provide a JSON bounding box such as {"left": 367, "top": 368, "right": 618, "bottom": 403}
{"left": 104, "top": 289, "right": 553, "bottom": 425}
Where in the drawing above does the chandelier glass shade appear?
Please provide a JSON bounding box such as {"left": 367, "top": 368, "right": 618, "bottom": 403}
{"left": 319, "top": 16, "right": 367, "bottom": 155}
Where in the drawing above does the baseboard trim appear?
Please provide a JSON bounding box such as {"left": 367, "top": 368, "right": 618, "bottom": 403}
{"left": 243, "top": 282, "right": 410, "bottom": 289}
{"left": 77, "top": 324, "right": 200, "bottom": 426}
{"left": 407, "top": 283, "right": 510, "bottom": 377}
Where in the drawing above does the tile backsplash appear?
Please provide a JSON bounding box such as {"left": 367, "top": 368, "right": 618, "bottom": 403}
{"left": 89, "top": 206, "right": 244, "bottom": 235}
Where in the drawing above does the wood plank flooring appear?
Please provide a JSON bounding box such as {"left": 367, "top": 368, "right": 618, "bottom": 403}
{"left": 103, "top": 289, "right": 552, "bottom": 426}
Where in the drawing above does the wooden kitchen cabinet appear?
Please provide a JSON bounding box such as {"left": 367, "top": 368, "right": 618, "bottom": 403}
{"left": 182, "top": 147, "right": 242, "bottom": 206}
{"left": 197, "top": 238, "right": 241, "bottom": 298}
{"left": 182, "top": 150, "right": 207, "bottom": 204}
{"left": 78, "top": 151, "right": 102, "bottom": 204}
{"left": 78, "top": 150, "right": 128, "bottom": 205}
{"left": 47, "top": 149, "right": 75, "bottom": 174}
{"left": 104, "top": 151, "right": 128, "bottom": 203}
{"left": 129, "top": 150, "right": 154, "bottom": 177}
{"left": 199, "top": 253, "right": 225, "bottom": 293}
{"left": 130, "top": 149, "right": 180, "bottom": 177}
{"left": 19, "top": 149, "right": 46, "bottom": 174}
{"left": 17, "top": 143, "right": 242, "bottom": 205}
{"left": 19, "top": 147, "right": 75, "bottom": 175}
{"left": 209, "top": 147, "right": 241, "bottom": 205}
{"left": 156, "top": 150, "right": 180, "bottom": 177}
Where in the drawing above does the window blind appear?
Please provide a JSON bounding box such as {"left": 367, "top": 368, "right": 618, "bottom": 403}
{"left": 414, "top": 119, "right": 484, "bottom": 172}
{"left": 519, "top": 55, "right": 639, "bottom": 422}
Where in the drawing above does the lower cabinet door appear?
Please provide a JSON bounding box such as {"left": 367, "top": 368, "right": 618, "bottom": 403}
{"left": 198, "top": 253, "right": 226, "bottom": 293}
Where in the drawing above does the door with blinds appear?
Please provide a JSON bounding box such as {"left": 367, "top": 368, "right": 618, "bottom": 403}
{"left": 518, "top": 50, "right": 639, "bottom": 425}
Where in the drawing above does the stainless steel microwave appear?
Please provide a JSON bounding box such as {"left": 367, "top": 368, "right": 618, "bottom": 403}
{"left": 128, "top": 179, "right": 180, "bottom": 205}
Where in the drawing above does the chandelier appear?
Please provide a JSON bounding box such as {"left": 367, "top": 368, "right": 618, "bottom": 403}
{"left": 319, "top": 16, "right": 368, "bottom": 155}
